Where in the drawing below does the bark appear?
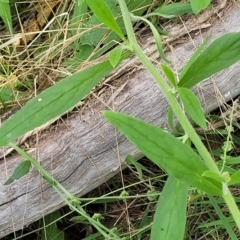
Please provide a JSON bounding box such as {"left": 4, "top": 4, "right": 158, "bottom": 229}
{"left": 0, "top": 1, "right": 239, "bottom": 237}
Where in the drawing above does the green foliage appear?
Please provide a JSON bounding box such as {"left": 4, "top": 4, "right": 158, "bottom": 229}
{"left": 41, "top": 210, "right": 64, "bottom": 240}
{"left": 161, "top": 63, "right": 177, "bottom": 87}
{"left": 179, "top": 35, "right": 210, "bottom": 79}
{"left": 151, "top": 2, "right": 193, "bottom": 18}
{"left": 229, "top": 170, "right": 240, "bottom": 185}
{"left": 2, "top": 0, "right": 240, "bottom": 239}
{"left": 190, "top": 0, "right": 210, "bottom": 14}
{"left": 178, "top": 87, "right": 206, "bottom": 129}
{"left": 86, "top": 0, "right": 124, "bottom": 39}
{"left": 4, "top": 160, "right": 31, "bottom": 185}
{"left": 103, "top": 111, "right": 222, "bottom": 196}
{"left": 0, "top": 59, "right": 122, "bottom": 147}
{"left": 151, "top": 176, "right": 188, "bottom": 240}
{"left": 73, "top": 0, "right": 151, "bottom": 62}
{"left": 207, "top": 195, "right": 238, "bottom": 240}
{"left": 131, "top": 14, "right": 169, "bottom": 63}
{"left": 109, "top": 47, "right": 123, "bottom": 67}
{"left": 178, "top": 33, "right": 240, "bottom": 88}
{"left": 0, "top": 0, "right": 12, "bottom": 33}
{"left": 125, "top": 154, "right": 153, "bottom": 180}
{"left": 0, "top": 87, "right": 13, "bottom": 107}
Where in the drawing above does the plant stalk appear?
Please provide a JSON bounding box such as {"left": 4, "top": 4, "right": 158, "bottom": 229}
{"left": 117, "top": 0, "right": 218, "bottom": 173}
{"left": 8, "top": 142, "right": 120, "bottom": 239}
{"left": 117, "top": 0, "right": 240, "bottom": 230}
{"left": 223, "top": 188, "right": 240, "bottom": 230}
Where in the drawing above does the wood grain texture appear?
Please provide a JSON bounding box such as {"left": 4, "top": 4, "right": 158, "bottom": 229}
{"left": 0, "top": 1, "right": 240, "bottom": 237}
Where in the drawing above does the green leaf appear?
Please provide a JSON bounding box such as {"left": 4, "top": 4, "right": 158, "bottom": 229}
{"left": 153, "top": 2, "right": 193, "bottom": 18}
{"left": 226, "top": 156, "right": 240, "bottom": 165}
{"left": 161, "top": 64, "right": 176, "bottom": 87}
{"left": 0, "top": 87, "right": 13, "bottom": 106}
{"left": 103, "top": 111, "right": 222, "bottom": 195}
{"left": 79, "top": 0, "right": 150, "bottom": 60}
{"left": 190, "top": 0, "right": 210, "bottom": 14}
{"left": 151, "top": 175, "right": 188, "bottom": 240}
{"left": 128, "top": 0, "right": 151, "bottom": 16}
{"left": 178, "top": 33, "right": 240, "bottom": 88}
{"left": 229, "top": 170, "right": 240, "bottom": 185}
{"left": 202, "top": 170, "right": 224, "bottom": 183}
{"left": 0, "top": 0, "right": 12, "bottom": 33}
{"left": 65, "top": 44, "right": 94, "bottom": 71}
{"left": 4, "top": 160, "right": 31, "bottom": 185}
{"left": 178, "top": 87, "right": 206, "bottom": 129}
{"left": 109, "top": 47, "right": 122, "bottom": 67}
{"left": 71, "top": 0, "right": 88, "bottom": 49}
{"left": 86, "top": 0, "right": 124, "bottom": 39}
{"left": 0, "top": 59, "right": 119, "bottom": 147}
{"left": 179, "top": 35, "right": 210, "bottom": 79}
{"left": 41, "top": 210, "right": 64, "bottom": 240}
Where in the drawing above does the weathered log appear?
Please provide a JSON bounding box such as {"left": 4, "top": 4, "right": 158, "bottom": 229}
{"left": 0, "top": 1, "right": 239, "bottom": 237}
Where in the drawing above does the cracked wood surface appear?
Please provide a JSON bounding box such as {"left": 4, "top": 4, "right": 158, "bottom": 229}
{"left": 0, "top": 1, "right": 240, "bottom": 237}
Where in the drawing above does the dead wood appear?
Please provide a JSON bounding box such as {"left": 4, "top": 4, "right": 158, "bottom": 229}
{"left": 1, "top": 1, "right": 240, "bottom": 237}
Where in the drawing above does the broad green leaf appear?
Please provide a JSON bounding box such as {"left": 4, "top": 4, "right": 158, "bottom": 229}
{"left": 153, "top": 2, "right": 193, "bottom": 18}
{"left": 81, "top": 0, "right": 120, "bottom": 47}
{"left": 79, "top": 0, "right": 150, "bottom": 60}
{"left": 151, "top": 175, "right": 188, "bottom": 240}
{"left": 41, "top": 210, "right": 64, "bottom": 240}
{"left": 109, "top": 47, "right": 122, "bottom": 67}
{"left": 229, "top": 170, "right": 240, "bottom": 185}
{"left": 86, "top": 0, "right": 124, "bottom": 39}
{"left": 179, "top": 36, "right": 210, "bottom": 79}
{"left": 178, "top": 33, "right": 240, "bottom": 88}
{"left": 161, "top": 64, "right": 176, "bottom": 87}
{"left": 103, "top": 111, "right": 222, "bottom": 195}
{"left": 4, "top": 160, "right": 31, "bottom": 185}
{"left": 0, "top": 0, "right": 12, "bottom": 33}
{"left": 178, "top": 87, "right": 206, "bottom": 129}
{"left": 190, "top": 0, "right": 210, "bottom": 14}
{"left": 0, "top": 59, "right": 121, "bottom": 147}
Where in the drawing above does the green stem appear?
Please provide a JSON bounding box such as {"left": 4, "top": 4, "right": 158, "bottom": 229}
{"left": 223, "top": 186, "right": 240, "bottom": 230}
{"left": 118, "top": 0, "right": 240, "bottom": 231}
{"left": 8, "top": 142, "right": 120, "bottom": 239}
{"left": 8, "top": 142, "right": 75, "bottom": 199}
{"left": 117, "top": 0, "right": 218, "bottom": 173}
